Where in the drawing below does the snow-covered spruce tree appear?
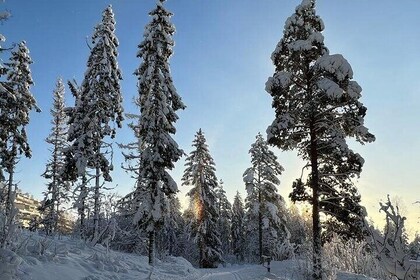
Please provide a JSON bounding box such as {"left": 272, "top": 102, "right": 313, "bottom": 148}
{"left": 132, "top": 0, "right": 185, "bottom": 265}
{"left": 265, "top": 1, "right": 375, "bottom": 278}
{"left": 64, "top": 5, "right": 123, "bottom": 242}
{"left": 231, "top": 191, "right": 246, "bottom": 262}
{"left": 40, "top": 78, "right": 69, "bottom": 235}
{"left": 215, "top": 180, "right": 232, "bottom": 256}
{"left": 63, "top": 79, "right": 90, "bottom": 236}
{"left": 182, "top": 129, "right": 223, "bottom": 268}
{"left": 1, "top": 41, "right": 38, "bottom": 223}
{"left": 243, "top": 133, "right": 289, "bottom": 263}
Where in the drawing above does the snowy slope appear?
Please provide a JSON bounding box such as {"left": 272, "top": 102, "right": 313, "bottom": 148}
{"left": 1, "top": 231, "right": 378, "bottom": 280}
{"left": 4, "top": 231, "right": 199, "bottom": 280}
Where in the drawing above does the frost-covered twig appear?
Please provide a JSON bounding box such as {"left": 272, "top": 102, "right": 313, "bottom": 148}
{"left": 365, "top": 195, "right": 416, "bottom": 280}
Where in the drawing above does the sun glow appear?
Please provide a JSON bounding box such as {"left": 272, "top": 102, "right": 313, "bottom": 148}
{"left": 193, "top": 193, "right": 204, "bottom": 222}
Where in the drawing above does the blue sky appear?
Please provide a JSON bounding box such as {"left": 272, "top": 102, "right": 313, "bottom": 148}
{"left": 3, "top": 0, "right": 419, "bottom": 235}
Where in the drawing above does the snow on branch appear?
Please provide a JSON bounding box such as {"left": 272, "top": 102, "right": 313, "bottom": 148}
{"left": 315, "top": 54, "right": 353, "bottom": 81}
{"left": 365, "top": 195, "right": 416, "bottom": 280}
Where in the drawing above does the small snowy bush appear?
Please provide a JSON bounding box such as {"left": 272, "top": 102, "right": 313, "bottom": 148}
{"left": 0, "top": 248, "right": 22, "bottom": 280}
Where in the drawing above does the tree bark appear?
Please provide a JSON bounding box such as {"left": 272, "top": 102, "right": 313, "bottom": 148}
{"left": 79, "top": 175, "right": 87, "bottom": 239}
{"left": 5, "top": 166, "right": 14, "bottom": 221}
{"left": 5, "top": 145, "right": 16, "bottom": 221}
{"left": 258, "top": 188, "right": 263, "bottom": 264}
{"left": 169, "top": 231, "right": 173, "bottom": 256}
{"left": 148, "top": 230, "right": 155, "bottom": 266}
{"left": 93, "top": 167, "right": 100, "bottom": 241}
{"left": 199, "top": 235, "right": 204, "bottom": 268}
{"left": 310, "top": 121, "right": 322, "bottom": 280}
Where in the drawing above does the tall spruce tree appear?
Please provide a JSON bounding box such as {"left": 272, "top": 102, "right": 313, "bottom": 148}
{"left": 231, "top": 191, "right": 246, "bottom": 262}
{"left": 215, "top": 180, "right": 232, "bottom": 256}
{"left": 132, "top": 0, "right": 185, "bottom": 265}
{"left": 182, "top": 129, "right": 222, "bottom": 268}
{"left": 1, "top": 41, "right": 38, "bottom": 219}
{"left": 243, "top": 133, "right": 288, "bottom": 263}
{"left": 40, "top": 78, "right": 69, "bottom": 235}
{"left": 265, "top": 1, "right": 375, "bottom": 278}
{"left": 63, "top": 80, "right": 89, "bottom": 236}
{"left": 64, "top": 5, "right": 123, "bottom": 241}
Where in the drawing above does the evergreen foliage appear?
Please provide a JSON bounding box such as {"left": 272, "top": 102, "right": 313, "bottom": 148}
{"left": 243, "top": 133, "right": 289, "bottom": 262}
{"left": 231, "top": 191, "right": 246, "bottom": 262}
{"left": 0, "top": 41, "right": 38, "bottom": 248}
{"left": 131, "top": 0, "right": 185, "bottom": 265}
{"left": 40, "top": 78, "right": 69, "bottom": 235}
{"left": 265, "top": 0, "right": 375, "bottom": 277}
{"left": 64, "top": 5, "right": 123, "bottom": 240}
{"left": 1, "top": 41, "right": 39, "bottom": 220}
{"left": 215, "top": 180, "right": 232, "bottom": 256}
{"left": 182, "top": 129, "right": 222, "bottom": 268}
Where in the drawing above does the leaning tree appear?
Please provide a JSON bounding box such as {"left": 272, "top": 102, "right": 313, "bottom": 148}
{"left": 265, "top": 0, "right": 375, "bottom": 278}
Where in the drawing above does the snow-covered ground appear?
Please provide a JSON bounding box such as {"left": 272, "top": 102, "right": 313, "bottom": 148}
{"left": 0, "top": 231, "right": 378, "bottom": 280}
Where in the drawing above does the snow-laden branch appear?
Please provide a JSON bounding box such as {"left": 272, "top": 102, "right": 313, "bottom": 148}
{"left": 365, "top": 195, "right": 416, "bottom": 280}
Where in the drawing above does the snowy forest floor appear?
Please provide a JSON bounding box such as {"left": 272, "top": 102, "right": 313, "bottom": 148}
{"left": 0, "top": 231, "right": 377, "bottom": 280}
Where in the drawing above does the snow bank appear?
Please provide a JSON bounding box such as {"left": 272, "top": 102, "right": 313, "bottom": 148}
{"left": 337, "top": 271, "right": 377, "bottom": 280}
{"left": 0, "top": 248, "right": 23, "bottom": 280}
{"left": 2, "top": 231, "right": 383, "bottom": 280}
{"left": 10, "top": 231, "right": 200, "bottom": 280}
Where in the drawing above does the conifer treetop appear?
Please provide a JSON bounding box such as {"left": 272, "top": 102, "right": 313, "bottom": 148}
{"left": 134, "top": 0, "right": 185, "bottom": 197}
{"left": 266, "top": 0, "right": 374, "bottom": 154}
{"left": 65, "top": 5, "right": 123, "bottom": 182}
{"left": 182, "top": 129, "right": 217, "bottom": 189}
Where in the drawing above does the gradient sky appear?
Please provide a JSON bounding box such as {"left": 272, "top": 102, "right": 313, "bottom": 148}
{"left": 3, "top": 0, "right": 419, "bottom": 236}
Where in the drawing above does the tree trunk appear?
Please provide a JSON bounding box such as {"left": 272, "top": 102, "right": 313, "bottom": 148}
{"left": 51, "top": 142, "right": 58, "bottom": 234}
{"left": 258, "top": 189, "right": 263, "bottom": 264}
{"left": 79, "top": 175, "right": 87, "bottom": 239}
{"left": 5, "top": 167, "right": 14, "bottom": 221}
{"left": 310, "top": 122, "right": 322, "bottom": 280}
{"left": 93, "top": 167, "right": 100, "bottom": 241}
{"left": 168, "top": 232, "right": 173, "bottom": 256}
{"left": 148, "top": 230, "right": 155, "bottom": 266}
{"left": 5, "top": 144, "right": 17, "bottom": 221}
{"left": 199, "top": 236, "right": 204, "bottom": 268}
